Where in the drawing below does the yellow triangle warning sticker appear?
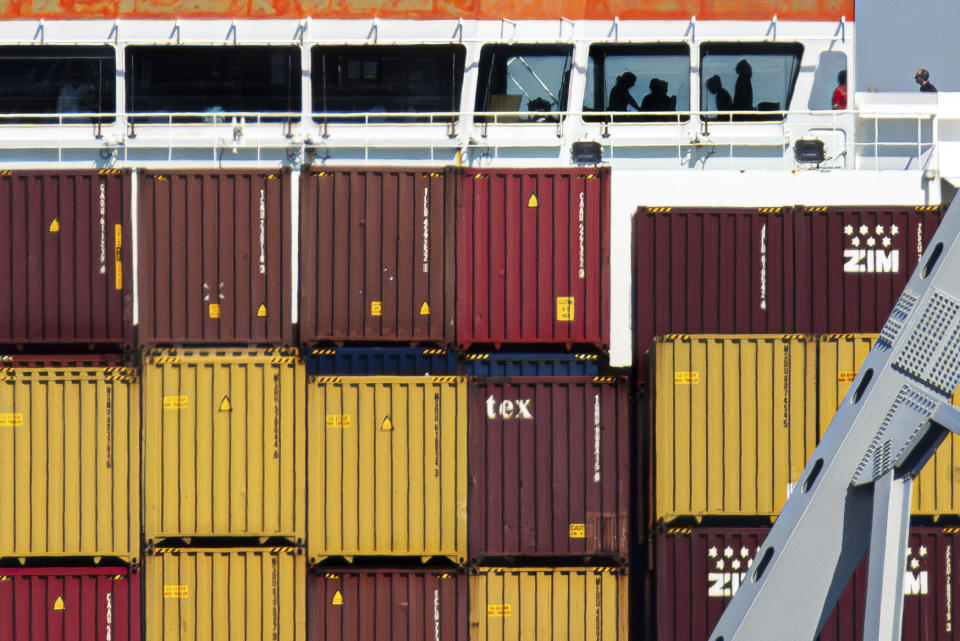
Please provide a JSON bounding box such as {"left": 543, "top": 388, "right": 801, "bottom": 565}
{"left": 219, "top": 396, "right": 232, "bottom": 412}
{"left": 332, "top": 590, "right": 343, "bottom": 606}
{"left": 380, "top": 416, "right": 393, "bottom": 431}
{"left": 54, "top": 596, "right": 65, "bottom": 611}
{"left": 257, "top": 304, "right": 267, "bottom": 318}
{"left": 527, "top": 194, "right": 539, "bottom": 208}
{"left": 419, "top": 301, "right": 431, "bottom": 315}
{"left": 48, "top": 218, "right": 60, "bottom": 233}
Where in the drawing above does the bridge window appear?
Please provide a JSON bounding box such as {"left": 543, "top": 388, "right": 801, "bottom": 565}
{"left": 0, "top": 46, "right": 115, "bottom": 120}
{"left": 126, "top": 46, "right": 300, "bottom": 120}
{"left": 700, "top": 43, "right": 803, "bottom": 120}
{"left": 312, "top": 45, "right": 464, "bottom": 122}
{"left": 584, "top": 44, "right": 690, "bottom": 122}
{"left": 475, "top": 44, "right": 573, "bottom": 121}
{"left": 808, "top": 51, "right": 848, "bottom": 110}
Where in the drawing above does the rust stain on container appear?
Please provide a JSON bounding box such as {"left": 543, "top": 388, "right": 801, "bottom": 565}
{"left": 0, "top": 367, "right": 139, "bottom": 561}
{"left": 0, "top": 565, "right": 140, "bottom": 641}
{"left": 308, "top": 569, "right": 467, "bottom": 641}
{"left": 0, "top": 170, "right": 132, "bottom": 349}
{"left": 300, "top": 167, "right": 456, "bottom": 345}
{"left": 460, "top": 169, "right": 610, "bottom": 350}
{"left": 138, "top": 169, "right": 292, "bottom": 345}
{"left": 142, "top": 347, "right": 305, "bottom": 542}
{"left": 469, "top": 377, "right": 630, "bottom": 562}
{"left": 651, "top": 335, "right": 816, "bottom": 524}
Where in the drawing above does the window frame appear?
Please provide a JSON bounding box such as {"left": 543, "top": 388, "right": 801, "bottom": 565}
{"left": 474, "top": 43, "right": 575, "bottom": 122}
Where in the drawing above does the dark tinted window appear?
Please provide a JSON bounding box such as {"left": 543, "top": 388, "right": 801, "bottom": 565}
{"left": 701, "top": 43, "right": 803, "bottom": 121}
{"left": 475, "top": 44, "right": 573, "bottom": 120}
{"left": 585, "top": 43, "right": 689, "bottom": 122}
{"left": 126, "top": 46, "right": 300, "bottom": 116}
{"left": 312, "top": 45, "right": 464, "bottom": 121}
{"left": 0, "top": 46, "right": 115, "bottom": 117}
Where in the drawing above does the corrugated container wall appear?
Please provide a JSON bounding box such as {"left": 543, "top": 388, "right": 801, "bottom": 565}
{"left": 651, "top": 335, "right": 816, "bottom": 524}
{"left": 818, "top": 334, "right": 960, "bottom": 516}
{"left": 300, "top": 167, "right": 457, "bottom": 345}
{"left": 468, "top": 567, "right": 627, "bottom": 641}
{"left": 0, "top": 367, "right": 139, "bottom": 561}
{"left": 0, "top": 566, "right": 140, "bottom": 641}
{"left": 653, "top": 527, "right": 960, "bottom": 641}
{"left": 142, "top": 347, "right": 305, "bottom": 543}
{"left": 305, "top": 347, "right": 458, "bottom": 376}
{"left": 138, "top": 170, "right": 292, "bottom": 345}
{"left": 144, "top": 547, "right": 305, "bottom": 641}
{"left": 463, "top": 353, "right": 600, "bottom": 377}
{"left": 459, "top": 169, "right": 610, "bottom": 350}
{"left": 308, "top": 569, "right": 467, "bottom": 641}
{"left": 469, "top": 377, "right": 630, "bottom": 562}
{"left": 0, "top": 170, "right": 132, "bottom": 349}
{"left": 307, "top": 376, "right": 467, "bottom": 563}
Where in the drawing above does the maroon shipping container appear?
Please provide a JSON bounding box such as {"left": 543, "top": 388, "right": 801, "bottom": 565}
{"left": 0, "top": 170, "right": 133, "bottom": 349}
{"left": 459, "top": 169, "right": 610, "bottom": 350}
{"left": 653, "top": 526, "right": 960, "bottom": 641}
{"left": 138, "top": 169, "right": 292, "bottom": 345}
{"left": 308, "top": 568, "right": 466, "bottom": 641}
{"left": 0, "top": 566, "right": 140, "bottom": 641}
{"left": 469, "top": 376, "right": 630, "bottom": 562}
{"left": 299, "top": 167, "right": 457, "bottom": 345}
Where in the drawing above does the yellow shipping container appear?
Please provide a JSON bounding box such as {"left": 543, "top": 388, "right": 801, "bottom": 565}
{"left": 817, "top": 334, "right": 960, "bottom": 516}
{"left": 144, "top": 547, "right": 305, "bottom": 641}
{"left": 143, "top": 348, "right": 305, "bottom": 542}
{"left": 469, "top": 567, "right": 627, "bottom": 641}
{"left": 307, "top": 376, "right": 467, "bottom": 564}
{"left": 0, "top": 367, "right": 139, "bottom": 561}
{"left": 652, "top": 335, "right": 816, "bottom": 523}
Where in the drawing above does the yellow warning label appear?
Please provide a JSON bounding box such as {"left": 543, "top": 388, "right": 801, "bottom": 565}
{"left": 0, "top": 413, "right": 23, "bottom": 426}
{"left": 569, "top": 523, "right": 586, "bottom": 538}
{"left": 380, "top": 416, "right": 394, "bottom": 431}
{"left": 371, "top": 301, "right": 382, "bottom": 317}
{"left": 487, "top": 604, "right": 512, "bottom": 617}
{"left": 114, "top": 225, "right": 122, "bottom": 290}
{"left": 326, "top": 414, "right": 352, "bottom": 429}
{"left": 838, "top": 371, "right": 858, "bottom": 383}
{"left": 419, "top": 301, "right": 431, "bottom": 315}
{"left": 219, "top": 396, "right": 232, "bottom": 412}
{"left": 163, "top": 585, "right": 189, "bottom": 599}
{"left": 208, "top": 303, "right": 221, "bottom": 319}
{"left": 257, "top": 303, "right": 267, "bottom": 318}
{"left": 332, "top": 590, "right": 344, "bottom": 605}
{"left": 48, "top": 218, "right": 59, "bottom": 233}
{"left": 674, "top": 371, "right": 700, "bottom": 385}
{"left": 163, "top": 395, "right": 189, "bottom": 409}
{"left": 556, "top": 297, "right": 575, "bottom": 322}
{"left": 527, "top": 194, "right": 539, "bottom": 208}
{"left": 54, "top": 596, "right": 65, "bottom": 611}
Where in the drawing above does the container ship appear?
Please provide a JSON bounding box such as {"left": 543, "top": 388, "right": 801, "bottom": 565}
{"left": 0, "top": 0, "right": 957, "bottom": 639}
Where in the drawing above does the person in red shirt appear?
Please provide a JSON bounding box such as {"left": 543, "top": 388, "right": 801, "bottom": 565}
{"left": 832, "top": 70, "right": 847, "bottom": 109}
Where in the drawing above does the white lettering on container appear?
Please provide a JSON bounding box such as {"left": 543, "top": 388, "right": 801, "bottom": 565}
{"left": 105, "top": 592, "right": 112, "bottom": 641}
{"left": 485, "top": 395, "right": 533, "bottom": 420}
{"left": 578, "top": 192, "right": 586, "bottom": 279}
{"left": 433, "top": 589, "right": 441, "bottom": 641}
{"left": 843, "top": 249, "right": 900, "bottom": 273}
{"left": 593, "top": 393, "right": 601, "bottom": 482}
{"left": 99, "top": 183, "right": 107, "bottom": 274}
{"left": 259, "top": 189, "right": 267, "bottom": 275}
{"left": 423, "top": 187, "right": 430, "bottom": 273}
{"left": 759, "top": 223, "right": 767, "bottom": 311}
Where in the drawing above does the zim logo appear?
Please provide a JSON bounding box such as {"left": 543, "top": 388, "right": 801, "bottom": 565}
{"left": 843, "top": 224, "right": 900, "bottom": 273}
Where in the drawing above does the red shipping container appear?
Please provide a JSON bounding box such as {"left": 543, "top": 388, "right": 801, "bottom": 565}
{"left": 459, "top": 169, "right": 610, "bottom": 350}
{"left": 653, "top": 526, "right": 960, "bottom": 641}
{"left": 0, "top": 566, "right": 140, "bottom": 641}
{"left": 299, "top": 167, "right": 457, "bottom": 345}
{"left": 308, "top": 568, "right": 466, "bottom": 641}
{"left": 0, "top": 170, "right": 132, "bottom": 350}
{"left": 469, "top": 376, "right": 630, "bottom": 563}
{"left": 138, "top": 169, "right": 292, "bottom": 345}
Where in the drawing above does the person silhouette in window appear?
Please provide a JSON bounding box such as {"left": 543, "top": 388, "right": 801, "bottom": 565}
{"left": 706, "top": 74, "right": 732, "bottom": 113}
{"left": 733, "top": 59, "right": 753, "bottom": 112}
{"left": 640, "top": 78, "right": 672, "bottom": 112}
{"left": 57, "top": 66, "right": 93, "bottom": 115}
{"left": 608, "top": 71, "right": 641, "bottom": 112}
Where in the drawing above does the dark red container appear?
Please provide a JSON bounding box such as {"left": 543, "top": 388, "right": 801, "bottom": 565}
{"left": 468, "top": 376, "right": 630, "bottom": 563}
{"left": 299, "top": 167, "right": 457, "bottom": 345}
{"left": 0, "top": 170, "right": 132, "bottom": 350}
{"left": 653, "top": 526, "right": 960, "bottom": 641}
{"left": 0, "top": 566, "right": 140, "bottom": 641}
{"left": 138, "top": 169, "right": 292, "bottom": 345}
{"left": 308, "top": 568, "right": 467, "bottom": 641}
{"left": 459, "top": 169, "right": 610, "bottom": 350}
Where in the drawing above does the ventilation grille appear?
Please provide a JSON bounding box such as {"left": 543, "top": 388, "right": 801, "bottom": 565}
{"left": 894, "top": 291, "right": 960, "bottom": 395}
{"left": 878, "top": 291, "right": 917, "bottom": 348}
{"left": 853, "top": 384, "right": 936, "bottom": 485}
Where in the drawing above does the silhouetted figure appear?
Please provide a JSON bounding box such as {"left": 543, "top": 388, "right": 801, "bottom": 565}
{"left": 832, "top": 70, "right": 847, "bottom": 109}
{"left": 608, "top": 71, "right": 640, "bottom": 112}
{"left": 733, "top": 59, "right": 753, "bottom": 111}
{"left": 915, "top": 68, "right": 937, "bottom": 93}
{"left": 640, "top": 78, "right": 673, "bottom": 112}
{"left": 706, "top": 74, "right": 732, "bottom": 112}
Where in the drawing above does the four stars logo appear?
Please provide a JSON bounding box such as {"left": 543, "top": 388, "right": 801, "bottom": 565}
{"left": 844, "top": 223, "right": 901, "bottom": 273}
